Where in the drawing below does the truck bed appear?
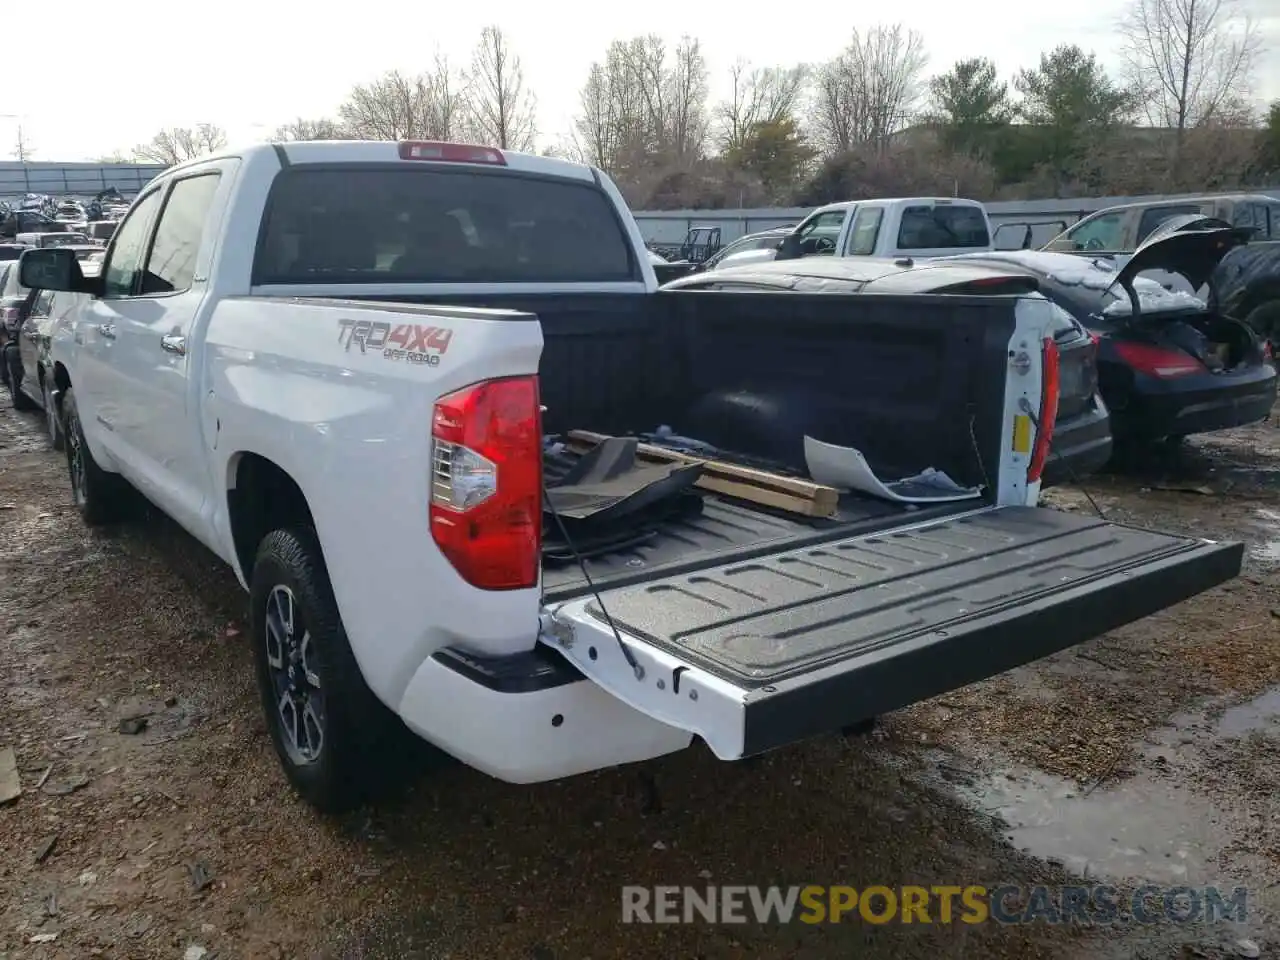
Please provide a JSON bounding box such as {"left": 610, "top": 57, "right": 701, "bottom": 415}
{"left": 541, "top": 447, "right": 975, "bottom": 601}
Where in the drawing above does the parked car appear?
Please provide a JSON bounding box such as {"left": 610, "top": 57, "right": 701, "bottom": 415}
{"left": 942, "top": 216, "right": 1277, "bottom": 446}
{"left": 23, "top": 139, "right": 1239, "bottom": 817}
{"left": 3, "top": 276, "right": 95, "bottom": 448}
{"left": 773, "top": 197, "right": 994, "bottom": 262}
{"left": 1043, "top": 194, "right": 1280, "bottom": 255}
{"left": 699, "top": 227, "right": 793, "bottom": 271}
{"left": 662, "top": 256, "right": 1112, "bottom": 483}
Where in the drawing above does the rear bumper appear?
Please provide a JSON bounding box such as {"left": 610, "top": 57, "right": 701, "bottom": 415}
{"left": 395, "top": 646, "right": 692, "bottom": 783}
{"left": 1042, "top": 400, "right": 1113, "bottom": 484}
{"left": 1106, "top": 363, "right": 1277, "bottom": 439}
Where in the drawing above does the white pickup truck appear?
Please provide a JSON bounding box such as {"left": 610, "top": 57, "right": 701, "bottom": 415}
{"left": 775, "top": 197, "right": 994, "bottom": 261}
{"left": 19, "top": 141, "right": 1242, "bottom": 814}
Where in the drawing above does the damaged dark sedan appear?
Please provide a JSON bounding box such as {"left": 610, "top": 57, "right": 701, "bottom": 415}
{"left": 944, "top": 215, "right": 1277, "bottom": 446}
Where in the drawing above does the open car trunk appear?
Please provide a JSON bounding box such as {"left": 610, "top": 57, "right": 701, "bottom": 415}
{"left": 392, "top": 287, "right": 1243, "bottom": 756}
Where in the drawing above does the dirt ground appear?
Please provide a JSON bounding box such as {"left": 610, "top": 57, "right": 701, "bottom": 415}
{"left": 1, "top": 402, "right": 1278, "bottom": 960}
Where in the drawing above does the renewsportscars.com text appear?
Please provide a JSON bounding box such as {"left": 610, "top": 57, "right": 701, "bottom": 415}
{"left": 621, "top": 884, "right": 1249, "bottom": 925}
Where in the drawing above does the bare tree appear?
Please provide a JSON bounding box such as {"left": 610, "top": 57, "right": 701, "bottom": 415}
{"left": 808, "top": 25, "right": 928, "bottom": 156}
{"left": 662, "top": 36, "right": 710, "bottom": 163}
{"left": 1119, "top": 0, "right": 1262, "bottom": 148}
{"left": 132, "top": 124, "right": 228, "bottom": 165}
{"left": 273, "top": 117, "right": 348, "bottom": 141}
{"left": 11, "top": 125, "right": 33, "bottom": 161}
{"left": 339, "top": 59, "right": 467, "bottom": 142}
{"left": 716, "top": 61, "right": 810, "bottom": 152}
{"left": 572, "top": 34, "right": 709, "bottom": 174}
{"left": 465, "top": 25, "right": 537, "bottom": 150}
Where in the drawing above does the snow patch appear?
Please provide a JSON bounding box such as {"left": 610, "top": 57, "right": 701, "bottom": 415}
{"left": 1101, "top": 281, "right": 1206, "bottom": 316}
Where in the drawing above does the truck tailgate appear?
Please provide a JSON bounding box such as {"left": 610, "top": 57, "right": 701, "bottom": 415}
{"left": 544, "top": 506, "right": 1241, "bottom": 759}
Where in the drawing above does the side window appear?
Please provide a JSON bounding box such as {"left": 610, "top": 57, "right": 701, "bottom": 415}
{"left": 1135, "top": 205, "right": 1202, "bottom": 244}
{"left": 102, "top": 189, "right": 164, "bottom": 298}
{"left": 1063, "top": 212, "right": 1126, "bottom": 252}
{"left": 796, "top": 211, "right": 847, "bottom": 257}
{"left": 846, "top": 207, "right": 884, "bottom": 256}
{"left": 141, "top": 174, "right": 221, "bottom": 295}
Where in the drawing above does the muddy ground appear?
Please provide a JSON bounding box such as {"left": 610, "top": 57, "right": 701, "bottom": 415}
{"left": 1, "top": 403, "right": 1278, "bottom": 960}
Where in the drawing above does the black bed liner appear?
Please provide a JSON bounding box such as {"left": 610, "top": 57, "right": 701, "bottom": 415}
{"left": 541, "top": 489, "right": 973, "bottom": 601}
{"left": 583, "top": 506, "right": 1240, "bottom": 688}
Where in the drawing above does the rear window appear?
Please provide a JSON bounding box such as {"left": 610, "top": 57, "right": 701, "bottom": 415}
{"left": 896, "top": 205, "right": 989, "bottom": 250}
{"left": 254, "top": 166, "right": 639, "bottom": 285}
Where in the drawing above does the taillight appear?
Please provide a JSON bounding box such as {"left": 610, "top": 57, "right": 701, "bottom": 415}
{"left": 399, "top": 141, "right": 507, "bottom": 165}
{"left": 429, "top": 376, "right": 542, "bottom": 590}
{"left": 1027, "top": 337, "right": 1059, "bottom": 485}
{"left": 1112, "top": 341, "right": 1204, "bottom": 378}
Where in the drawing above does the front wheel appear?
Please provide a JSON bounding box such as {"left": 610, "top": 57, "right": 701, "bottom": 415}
{"left": 5, "top": 347, "right": 36, "bottom": 411}
{"left": 43, "top": 379, "right": 63, "bottom": 451}
{"left": 250, "top": 528, "right": 413, "bottom": 814}
{"left": 62, "top": 386, "right": 128, "bottom": 525}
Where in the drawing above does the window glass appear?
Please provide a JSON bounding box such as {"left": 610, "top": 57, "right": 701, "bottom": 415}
{"left": 795, "top": 211, "right": 846, "bottom": 257}
{"left": 31, "top": 290, "right": 55, "bottom": 316}
{"left": 896, "top": 205, "right": 990, "bottom": 250}
{"left": 1064, "top": 212, "right": 1125, "bottom": 252}
{"left": 255, "top": 167, "right": 637, "bottom": 284}
{"left": 102, "top": 189, "right": 163, "bottom": 298}
{"left": 847, "top": 207, "right": 884, "bottom": 255}
{"left": 142, "top": 174, "right": 220, "bottom": 295}
{"left": 1135, "top": 205, "right": 1201, "bottom": 244}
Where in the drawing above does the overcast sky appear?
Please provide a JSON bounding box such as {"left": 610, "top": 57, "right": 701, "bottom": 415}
{"left": 5, "top": 0, "right": 1278, "bottom": 162}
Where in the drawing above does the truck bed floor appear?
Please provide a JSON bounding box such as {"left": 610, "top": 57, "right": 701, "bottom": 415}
{"left": 541, "top": 492, "right": 973, "bottom": 601}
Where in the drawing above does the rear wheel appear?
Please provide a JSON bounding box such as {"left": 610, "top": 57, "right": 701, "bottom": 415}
{"left": 62, "top": 386, "right": 128, "bottom": 525}
{"left": 250, "top": 528, "right": 415, "bottom": 814}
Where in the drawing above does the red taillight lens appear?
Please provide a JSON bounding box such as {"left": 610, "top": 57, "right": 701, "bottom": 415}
{"left": 1112, "top": 341, "right": 1204, "bottom": 378}
{"left": 399, "top": 141, "right": 507, "bottom": 165}
{"left": 429, "top": 376, "right": 541, "bottom": 590}
{"left": 1027, "top": 337, "right": 1059, "bottom": 485}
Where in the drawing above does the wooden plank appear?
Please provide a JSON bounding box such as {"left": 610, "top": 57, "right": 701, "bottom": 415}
{"left": 563, "top": 436, "right": 836, "bottom": 519}
{"left": 566, "top": 430, "right": 839, "bottom": 512}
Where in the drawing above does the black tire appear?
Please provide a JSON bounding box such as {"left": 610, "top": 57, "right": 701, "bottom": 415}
{"left": 62, "top": 386, "right": 128, "bottom": 525}
{"left": 1243, "top": 301, "right": 1280, "bottom": 357}
{"left": 5, "top": 346, "right": 36, "bottom": 411}
{"left": 250, "top": 528, "right": 412, "bottom": 814}
{"left": 43, "top": 378, "right": 63, "bottom": 451}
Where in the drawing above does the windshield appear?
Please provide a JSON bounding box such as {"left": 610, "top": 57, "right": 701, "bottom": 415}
{"left": 255, "top": 166, "right": 638, "bottom": 285}
{"left": 44, "top": 234, "right": 90, "bottom": 247}
{"left": 897, "top": 204, "right": 989, "bottom": 250}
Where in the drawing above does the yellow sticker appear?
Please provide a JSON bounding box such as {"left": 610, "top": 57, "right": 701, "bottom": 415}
{"left": 1012, "top": 415, "right": 1032, "bottom": 454}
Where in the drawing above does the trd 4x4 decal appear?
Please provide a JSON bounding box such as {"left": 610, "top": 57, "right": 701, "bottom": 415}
{"left": 337, "top": 318, "right": 453, "bottom": 367}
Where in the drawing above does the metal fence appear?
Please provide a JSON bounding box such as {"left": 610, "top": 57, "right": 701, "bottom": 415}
{"left": 0, "top": 162, "right": 165, "bottom": 201}
{"left": 633, "top": 186, "right": 1280, "bottom": 247}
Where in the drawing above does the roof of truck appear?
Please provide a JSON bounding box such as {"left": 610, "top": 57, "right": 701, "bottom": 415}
{"left": 167, "top": 140, "right": 599, "bottom": 183}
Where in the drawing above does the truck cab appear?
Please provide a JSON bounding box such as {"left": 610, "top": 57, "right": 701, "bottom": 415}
{"left": 775, "top": 197, "right": 994, "bottom": 262}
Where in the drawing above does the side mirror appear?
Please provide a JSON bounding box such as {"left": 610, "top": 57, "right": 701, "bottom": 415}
{"left": 19, "top": 248, "right": 89, "bottom": 293}
{"left": 776, "top": 234, "right": 801, "bottom": 261}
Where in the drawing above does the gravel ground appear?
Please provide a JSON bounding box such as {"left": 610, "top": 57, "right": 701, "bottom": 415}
{"left": 1, "top": 402, "right": 1277, "bottom": 960}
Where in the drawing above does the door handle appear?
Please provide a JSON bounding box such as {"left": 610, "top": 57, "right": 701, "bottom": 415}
{"left": 97, "top": 322, "right": 116, "bottom": 340}
{"left": 160, "top": 334, "right": 186, "bottom": 356}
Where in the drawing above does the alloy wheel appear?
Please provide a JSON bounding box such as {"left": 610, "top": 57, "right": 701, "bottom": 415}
{"left": 264, "top": 585, "right": 326, "bottom": 766}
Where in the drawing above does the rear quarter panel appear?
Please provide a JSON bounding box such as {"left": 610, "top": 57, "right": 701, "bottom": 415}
{"left": 202, "top": 296, "right": 544, "bottom": 708}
